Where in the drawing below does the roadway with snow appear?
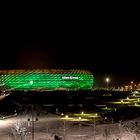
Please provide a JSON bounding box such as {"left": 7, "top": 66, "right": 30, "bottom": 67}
{"left": 0, "top": 112, "right": 140, "bottom": 140}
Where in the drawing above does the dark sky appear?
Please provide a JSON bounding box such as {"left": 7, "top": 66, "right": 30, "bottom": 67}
{"left": 0, "top": 5, "right": 139, "bottom": 87}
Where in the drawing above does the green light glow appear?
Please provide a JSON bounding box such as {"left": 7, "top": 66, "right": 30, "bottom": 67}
{"left": 0, "top": 69, "right": 94, "bottom": 91}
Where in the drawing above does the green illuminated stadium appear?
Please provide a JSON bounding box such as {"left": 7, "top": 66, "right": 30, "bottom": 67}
{"left": 0, "top": 69, "right": 94, "bottom": 91}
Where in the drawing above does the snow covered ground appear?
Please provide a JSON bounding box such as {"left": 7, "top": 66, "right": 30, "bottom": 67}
{"left": 0, "top": 113, "right": 140, "bottom": 140}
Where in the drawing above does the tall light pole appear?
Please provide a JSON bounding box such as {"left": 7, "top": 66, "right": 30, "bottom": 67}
{"left": 27, "top": 111, "right": 39, "bottom": 140}
{"left": 93, "top": 113, "right": 98, "bottom": 140}
{"left": 31, "top": 104, "right": 34, "bottom": 140}
{"left": 29, "top": 80, "right": 34, "bottom": 140}
{"left": 63, "top": 115, "right": 68, "bottom": 140}
{"left": 105, "top": 78, "right": 110, "bottom": 90}
{"left": 93, "top": 116, "right": 95, "bottom": 140}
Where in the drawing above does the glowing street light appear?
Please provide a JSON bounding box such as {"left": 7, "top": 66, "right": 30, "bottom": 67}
{"left": 81, "top": 111, "right": 84, "bottom": 115}
{"left": 78, "top": 117, "right": 81, "bottom": 120}
{"left": 65, "top": 115, "right": 68, "bottom": 119}
{"left": 126, "top": 97, "right": 129, "bottom": 100}
{"left": 105, "top": 78, "right": 110, "bottom": 90}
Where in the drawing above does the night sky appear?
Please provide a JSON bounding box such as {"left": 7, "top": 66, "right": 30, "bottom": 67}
{"left": 0, "top": 5, "right": 139, "bottom": 87}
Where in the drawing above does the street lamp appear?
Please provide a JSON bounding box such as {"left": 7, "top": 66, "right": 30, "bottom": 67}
{"left": 105, "top": 78, "right": 110, "bottom": 90}
{"left": 81, "top": 111, "right": 84, "bottom": 115}
{"left": 31, "top": 105, "right": 34, "bottom": 140}
{"left": 29, "top": 80, "right": 35, "bottom": 140}
{"left": 63, "top": 115, "right": 68, "bottom": 140}
{"left": 93, "top": 115, "right": 97, "bottom": 140}
{"left": 27, "top": 111, "right": 39, "bottom": 140}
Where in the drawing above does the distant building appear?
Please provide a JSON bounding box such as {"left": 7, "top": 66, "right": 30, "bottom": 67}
{"left": 0, "top": 69, "right": 94, "bottom": 91}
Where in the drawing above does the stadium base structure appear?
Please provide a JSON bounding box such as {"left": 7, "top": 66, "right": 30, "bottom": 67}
{"left": 0, "top": 69, "right": 94, "bottom": 91}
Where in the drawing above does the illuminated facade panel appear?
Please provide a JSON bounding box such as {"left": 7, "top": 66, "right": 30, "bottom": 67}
{"left": 0, "top": 69, "right": 94, "bottom": 91}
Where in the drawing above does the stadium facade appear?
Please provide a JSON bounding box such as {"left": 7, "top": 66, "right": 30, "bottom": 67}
{"left": 0, "top": 69, "right": 94, "bottom": 91}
